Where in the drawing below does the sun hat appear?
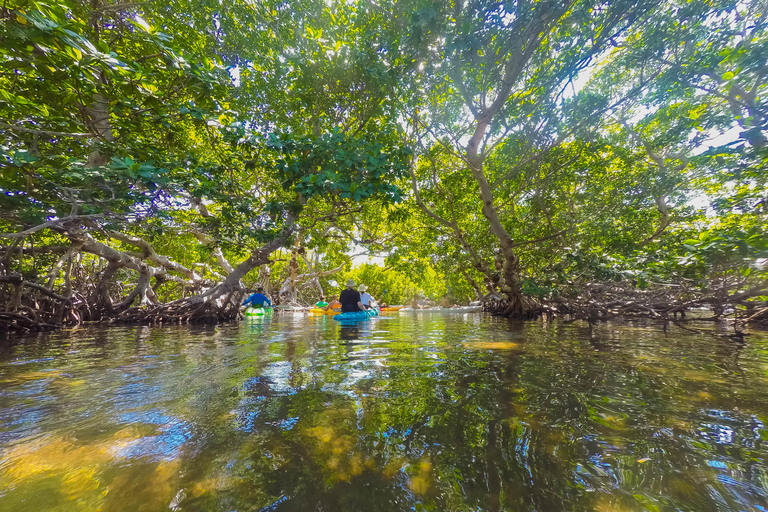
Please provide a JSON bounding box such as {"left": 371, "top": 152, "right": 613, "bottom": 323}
{"left": 358, "top": 284, "right": 368, "bottom": 292}
{"left": 345, "top": 279, "right": 356, "bottom": 287}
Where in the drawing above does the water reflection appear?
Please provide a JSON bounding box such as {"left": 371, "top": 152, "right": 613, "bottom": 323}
{"left": 339, "top": 325, "right": 360, "bottom": 342}
{"left": 0, "top": 316, "right": 767, "bottom": 511}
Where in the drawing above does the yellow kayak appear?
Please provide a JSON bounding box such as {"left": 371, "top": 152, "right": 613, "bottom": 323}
{"left": 309, "top": 308, "right": 337, "bottom": 315}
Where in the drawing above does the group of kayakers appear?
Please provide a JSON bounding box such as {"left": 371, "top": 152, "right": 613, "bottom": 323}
{"left": 241, "top": 279, "right": 382, "bottom": 313}
{"left": 242, "top": 284, "right": 476, "bottom": 315}
{"left": 322, "top": 279, "right": 380, "bottom": 313}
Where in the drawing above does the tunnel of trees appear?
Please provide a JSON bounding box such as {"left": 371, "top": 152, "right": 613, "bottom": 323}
{"left": 1, "top": 0, "right": 766, "bottom": 333}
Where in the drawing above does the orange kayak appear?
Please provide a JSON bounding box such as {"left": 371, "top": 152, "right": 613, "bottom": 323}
{"left": 380, "top": 305, "right": 404, "bottom": 312}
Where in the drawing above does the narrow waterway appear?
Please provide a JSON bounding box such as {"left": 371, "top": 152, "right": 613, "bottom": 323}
{"left": 1, "top": 313, "right": 767, "bottom": 511}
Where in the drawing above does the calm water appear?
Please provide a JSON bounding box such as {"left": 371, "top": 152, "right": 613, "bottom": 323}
{"left": 1, "top": 313, "right": 768, "bottom": 512}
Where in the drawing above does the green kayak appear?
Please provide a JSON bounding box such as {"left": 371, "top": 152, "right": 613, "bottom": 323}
{"left": 244, "top": 307, "right": 273, "bottom": 316}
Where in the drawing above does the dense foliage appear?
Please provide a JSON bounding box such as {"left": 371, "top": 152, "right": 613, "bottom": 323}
{"left": 0, "top": 0, "right": 765, "bottom": 330}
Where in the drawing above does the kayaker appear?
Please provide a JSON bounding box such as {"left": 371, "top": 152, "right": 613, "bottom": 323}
{"left": 340, "top": 279, "right": 365, "bottom": 312}
{"left": 325, "top": 295, "right": 342, "bottom": 312}
{"left": 441, "top": 294, "right": 451, "bottom": 308}
{"left": 316, "top": 296, "right": 329, "bottom": 308}
{"left": 242, "top": 287, "right": 271, "bottom": 308}
{"left": 411, "top": 294, "right": 420, "bottom": 309}
{"left": 418, "top": 293, "right": 434, "bottom": 307}
{"left": 359, "top": 284, "right": 375, "bottom": 310}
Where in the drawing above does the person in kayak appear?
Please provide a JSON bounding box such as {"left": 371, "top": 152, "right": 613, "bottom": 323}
{"left": 359, "top": 284, "right": 375, "bottom": 309}
{"left": 242, "top": 287, "right": 271, "bottom": 308}
{"left": 411, "top": 293, "right": 432, "bottom": 309}
{"left": 340, "top": 279, "right": 365, "bottom": 312}
{"left": 324, "top": 295, "right": 342, "bottom": 312}
{"left": 315, "top": 296, "right": 329, "bottom": 308}
{"left": 419, "top": 293, "right": 434, "bottom": 307}
{"left": 441, "top": 294, "right": 457, "bottom": 308}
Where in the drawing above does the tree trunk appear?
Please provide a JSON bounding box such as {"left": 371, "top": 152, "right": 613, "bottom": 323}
{"left": 45, "top": 249, "right": 75, "bottom": 290}
{"left": 200, "top": 223, "right": 295, "bottom": 303}
{"left": 259, "top": 264, "right": 271, "bottom": 293}
{"left": 302, "top": 253, "right": 325, "bottom": 296}
{"left": 282, "top": 262, "right": 346, "bottom": 300}
{"left": 113, "top": 266, "right": 152, "bottom": 312}
{"left": 461, "top": 270, "right": 484, "bottom": 301}
{"left": 285, "top": 244, "right": 299, "bottom": 302}
{"left": 466, "top": 137, "right": 527, "bottom": 316}
{"left": 87, "top": 261, "right": 119, "bottom": 320}
{"left": 84, "top": 93, "right": 115, "bottom": 168}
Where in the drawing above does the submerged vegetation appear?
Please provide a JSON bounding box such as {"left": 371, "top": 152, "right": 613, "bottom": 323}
{"left": 1, "top": 0, "right": 766, "bottom": 333}
{"left": 3, "top": 319, "right": 768, "bottom": 511}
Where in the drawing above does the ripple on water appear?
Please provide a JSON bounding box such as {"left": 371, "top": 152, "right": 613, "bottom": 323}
{"left": 0, "top": 317, "right": 767, "bottom": 512}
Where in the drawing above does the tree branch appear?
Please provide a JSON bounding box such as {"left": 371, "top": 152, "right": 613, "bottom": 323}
{"left": 0, "top": 122, "right": 92, "bottom": 138}
{"left": 0, "top": 215, "right": 105, "bottom": 238}
{"left": 0, "top": 275, "right": 72, "bottom": 304}
{"left": 107, "top": 230, "right": 209, "bottom": 284}
{"left": 509, "top": 229, "right": 569, "bottom": 249}
{"left": 190, "top": 198, "right": 235, "bottom": 274}
{"left": 90, "top": 2, "right": 151, "bottom": 17}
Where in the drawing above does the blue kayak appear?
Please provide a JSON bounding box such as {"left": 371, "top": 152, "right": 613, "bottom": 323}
{"left": 333, "top": 307, "right": 379, "bottom": 322}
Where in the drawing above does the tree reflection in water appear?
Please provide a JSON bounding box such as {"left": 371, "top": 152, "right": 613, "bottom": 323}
{"left": 0, "top": 315, "right": 767, "bottom": 511}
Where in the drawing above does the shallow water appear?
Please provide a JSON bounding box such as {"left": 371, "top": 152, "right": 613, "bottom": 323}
{"left": 1, "top": 313, "right": 767, "bottom": 511}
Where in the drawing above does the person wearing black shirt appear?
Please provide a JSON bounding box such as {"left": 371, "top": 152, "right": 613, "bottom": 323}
{"left": 339, "top": 279, "right": 365, "bottom": 312}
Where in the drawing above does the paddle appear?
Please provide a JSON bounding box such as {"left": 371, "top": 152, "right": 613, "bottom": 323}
{"left": 377, "top": 288, "right": 388, "bottom": 308}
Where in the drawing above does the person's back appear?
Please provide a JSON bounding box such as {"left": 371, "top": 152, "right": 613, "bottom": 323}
{"left": 340, "top": 288, "right": 362, "bottom": 312}
{"left": 243, "top": 289, "right": 271, "bottom": 307}
{"left": 323, "top": 295, "right": 340, "bottom": 311}
{"left": 359, "top": 285, "right": 374, "bottom": 309}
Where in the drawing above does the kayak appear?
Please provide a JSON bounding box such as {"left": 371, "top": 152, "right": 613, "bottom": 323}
{"left": 244, "top": 307, "right": 273, "bottom": 316}
{"left": 380, "top": 305, "right": 404, "bottom": 312}
{"left": 333, "top": 307, "right": 380, "bottom": 322}
{"left": 275, "top": 305, "right": 311, "bottom": 312}
{"left": 400, "top": 306, "right": 482, "bottom": 313}
{"left": 309, "top": 308, "right": 338, "bottom": 315}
